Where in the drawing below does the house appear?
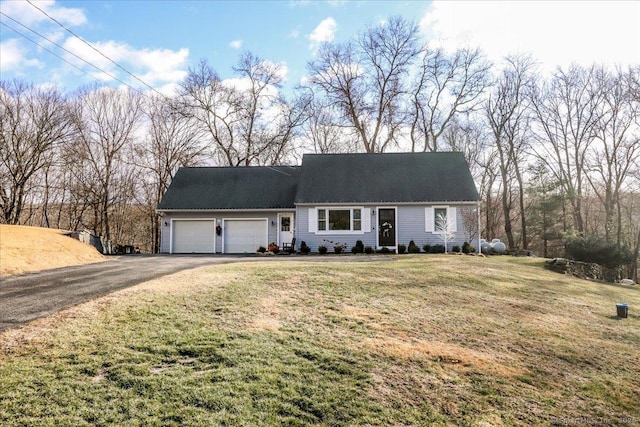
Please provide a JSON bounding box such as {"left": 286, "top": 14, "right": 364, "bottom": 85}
{"left": 157, "top": 152, "right": 480, "bottom": 254}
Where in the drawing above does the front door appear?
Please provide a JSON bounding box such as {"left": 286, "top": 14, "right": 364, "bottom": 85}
{"left": 378, "top": 208, "right": 396, "bottom": 247}
{"left": 278, "top": 213, "right": 294, "bottom": 247}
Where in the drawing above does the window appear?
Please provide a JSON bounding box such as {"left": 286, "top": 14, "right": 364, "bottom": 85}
{"left": 353, "top": 209, "right": 361, "bottom": 231}
{"left": 434, "top": 207, "right": 447, "bottom": 232}
{"left": 281, "top": 216, "right": 290, "bottom": 232}
{"left": 329, "top": 209, "right": 350, "bottom": 230}
{"left": 426, "top": 206, "right": 457, "bottom": 233}
{"left": 317, "top": 208, "right": 363, "bottom": 232}
{"left": 318, "top": 209, "right": 326, "bottom": 231}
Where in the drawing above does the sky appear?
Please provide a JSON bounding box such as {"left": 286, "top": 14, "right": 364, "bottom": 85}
{"left": 1, "top": 0, "right": 639, "bottom": 96}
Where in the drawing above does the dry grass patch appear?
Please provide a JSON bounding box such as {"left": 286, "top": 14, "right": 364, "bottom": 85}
{"left": 0, "top": 224, "right": 104, "bottom": 276}
{"left": 1, "top": 255, "right": 639, "bottom": 426}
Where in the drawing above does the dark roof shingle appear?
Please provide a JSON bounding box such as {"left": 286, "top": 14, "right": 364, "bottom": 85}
{"left": 158, "top": 166, "right": 300, "bottom": 210}
{"left": 294, "top": 152, "right": 479, "bottom": 204}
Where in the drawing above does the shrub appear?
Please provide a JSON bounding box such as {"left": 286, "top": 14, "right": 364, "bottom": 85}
{"left": 565, "top": 235, "right": 634, "bottom": 269}
{"left": 397, "top": 244, "right": 406, "bottom": 254}
{"left": 257, "top": 246, "right": 266, "bottom": 253}
{"left": 378, "top": 246, "right": 391, "bottom": 254}
{"left": 462, "top": 241, "right": 473, "bottom": 254}
{"left": 408, "top": 240, "right": 421, "bottom": 253}
{"left": 422, "top": 244, "right": 431, "bottom": 253}
{"left": 452, "top": 245, "right": 461, "bottom": 253}
{"left": 318, "top": 245, "right": 328, "bottom": 255}
{"left": 334, "top": 245, "right": 344, "bottom": 254}
{"left": 300, "top": 241, "right": 311, "bottom": 254}
{"left": 430, "top": 244, "right": 445, "bottom": 253}
{"left": 352, "top": 240, "right": 364, "bottom": 254}
{"left": 364, "top": 246, "right": 374, "bottom": 254}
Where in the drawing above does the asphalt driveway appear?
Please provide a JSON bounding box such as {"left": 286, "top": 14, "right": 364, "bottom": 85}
{"left": 0, "top": 255, "right": 247, "bottom": 333}
{"left": 0, "top": 253, "right": 388, "bottom": 333}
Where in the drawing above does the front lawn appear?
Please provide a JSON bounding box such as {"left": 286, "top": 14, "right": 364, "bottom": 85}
{"left": 1, "top": 255, "right": 638, "bottom": 426}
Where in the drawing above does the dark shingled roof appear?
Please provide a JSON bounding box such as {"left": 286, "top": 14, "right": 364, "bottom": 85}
{"left": 158, "top": 166, "right": 300, "bottom": 210}
{"left": 294, "top": 152, "right": 479, "bottom": 204}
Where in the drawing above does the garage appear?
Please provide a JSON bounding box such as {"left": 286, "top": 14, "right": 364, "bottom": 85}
{"left": 172, "top": 220, "right": 215, "bottom": 253}
{"left": 224, "top": 219, "right": 267, "bottom": 253}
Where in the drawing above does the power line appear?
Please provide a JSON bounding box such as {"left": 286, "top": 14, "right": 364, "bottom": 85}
{"left": 0, "top": 11, "right": 146, "bottom": 95}
{"left": 0, "top": 20, "right": 90, "bottom": 80}
{"left": 25, "top": 0, "right": 168, "bottom": 99}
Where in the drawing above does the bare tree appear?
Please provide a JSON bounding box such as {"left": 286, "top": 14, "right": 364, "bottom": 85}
{"left": 300, "top": 99, "right": 356, "bottom": 154}
{"left": 435, "top": 211, "right": 456, "bottom": 253}
{"left": 136, "top": 94, "right": 206, "bottom": 252}
{"left": 0, "top": 80, "right": 75, "bottom": 224}
{"left": 585, "top": 67, "right": 640, "bottom": 243}
{"left": 531, "top": 65, "right": 604, "bottom": 234}
{"left": 306, "top": 16, "right": 422, "bottom": 153}
{"left": 181, "top": 53, "right": 304, "bottom": 166}
{"left": 484, "top": 55, "right": 536, "bottom": 250}
{"left": 69, "top": 85, "right": 143, "bottom": 243}
{"left": 409, "top": 47, "right": 491, "bottom": 152}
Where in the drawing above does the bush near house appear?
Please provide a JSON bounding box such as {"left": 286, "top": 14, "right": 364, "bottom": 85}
{"left": 318, "top": 245, "right": 328, "bottom": 255}
{"left": 429, "top": 245, "right": 445, "bottom": 254}
{"left": 565, "top": 235, "right": 634, "bottom": 269}
{"left": 299, "top": 241, "right": 311, "bottom": 254}
{"left": 397, "top": 244, "right": 407, "bottom": 254}
{"left": 408, "top": 240, "right": 421, "bottom": 254}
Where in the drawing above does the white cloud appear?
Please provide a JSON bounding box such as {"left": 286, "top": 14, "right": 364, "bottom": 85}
{"left": 0, "top": 0, "right": 85, "bottom": 74}
{"left": 309, "top": 17, "right": 337, "bottom": 51}
{"left": 230, "top": 40, "right": 243, "bottom": 49}
{"left": 0, "top": 39, "right": 42, "bottom": 72}
{"left": 1, "top": 0, "right": 86, "bottom": 27}
{"left": 61, "top": 37, "right": 189, "bottom": 88}
{"left": 421, "top": 0, "right": 640, "bottom": 73}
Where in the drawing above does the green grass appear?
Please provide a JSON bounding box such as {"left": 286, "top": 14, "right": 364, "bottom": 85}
{"left": 1, "top": 255, "right": 639, "bottom": 426}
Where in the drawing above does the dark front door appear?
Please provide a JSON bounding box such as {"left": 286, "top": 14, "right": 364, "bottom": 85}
{"left": 378, "top": 208, "right": 396, "bottom": 247}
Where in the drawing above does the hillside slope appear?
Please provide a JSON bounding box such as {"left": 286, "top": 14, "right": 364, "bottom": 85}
{"left": 0, "top": 225, "right": 105, "bottom": 276}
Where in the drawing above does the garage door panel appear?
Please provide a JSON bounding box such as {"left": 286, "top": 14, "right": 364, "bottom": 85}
{"left": 172, "top": 220, "right": 215, "bottom": 253}
{"left": 224, "top": 220, "right": 267, "bottom": 253}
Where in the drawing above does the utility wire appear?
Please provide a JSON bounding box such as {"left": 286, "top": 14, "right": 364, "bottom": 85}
{"left": 25, "top": 0, "right": 168, "bottom": 99}
{"left": 0, "top": 20, "right": 90, "bottom": 80}
{"left": 0, "top": 11, "right": 146, "bottom": 95}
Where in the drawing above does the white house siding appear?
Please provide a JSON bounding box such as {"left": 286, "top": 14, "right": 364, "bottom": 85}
{"left": 160, "top": 211, "right": 290, "bottom": 253}
{"left": 295, "top": 204, "right": 473, "bottom": 252}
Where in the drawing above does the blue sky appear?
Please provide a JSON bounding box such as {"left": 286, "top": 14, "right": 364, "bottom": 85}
{"left": 1, "top": 0, "right": 638, "bottom": 95}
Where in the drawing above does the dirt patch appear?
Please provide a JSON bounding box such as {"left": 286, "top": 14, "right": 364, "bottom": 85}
{"left": 0, "top": 224, "right": 105, "bottom": 276}
{"left": 361, "top": 336, "right": 523, "bottom": 377}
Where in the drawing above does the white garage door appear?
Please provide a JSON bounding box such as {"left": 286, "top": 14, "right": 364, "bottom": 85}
{"left": 172, "top": 220, "right": 215, "bottom": 253}
{"left": 224, "top": 219, "right": 267, "bottom": 253}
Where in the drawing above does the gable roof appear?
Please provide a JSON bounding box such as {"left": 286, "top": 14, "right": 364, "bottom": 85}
{"left": 158, "top": 166, "right": 300, "bottom": 210}
{"left": 294, "top": 152, "right": 479, "bottom": 204}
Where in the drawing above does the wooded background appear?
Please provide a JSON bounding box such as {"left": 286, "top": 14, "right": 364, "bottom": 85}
{"left": 1, "top": 17, "right": 638, "bottom": 278}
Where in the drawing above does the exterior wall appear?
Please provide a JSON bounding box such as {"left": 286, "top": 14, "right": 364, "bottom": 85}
{"left": 398, "top": 205, "right": 468, "bottom": 249}
{"left": 159, "top": 210, "right": 292, "bottom": 253}
{"left": 295, "top": 205, "right": 375, "bottom": 252}
{"left": 296, "top": 204, "right": 474, "bottom": 253}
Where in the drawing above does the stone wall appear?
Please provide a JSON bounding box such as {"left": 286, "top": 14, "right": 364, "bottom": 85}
{"left": 544, "top": 258, "right": 623, "bottom": 283}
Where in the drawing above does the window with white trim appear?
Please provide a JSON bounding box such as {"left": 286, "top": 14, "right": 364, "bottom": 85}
{"left": 425, "top": 206, "right": 457, "bottom": 233}
{"left": 317, "top": 208, "right": 363, "bottom": 231}
{"left": 434, "top": 207, "right": 447, "bottom": 232}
